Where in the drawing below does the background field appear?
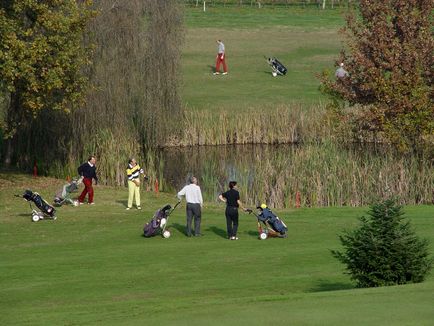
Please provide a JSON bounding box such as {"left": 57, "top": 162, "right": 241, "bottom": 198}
{"left": 1, "top": 174, "right": 433, "bottom": 325}
{"left": 181, "top": 7, "right": 344, "bottom": 110}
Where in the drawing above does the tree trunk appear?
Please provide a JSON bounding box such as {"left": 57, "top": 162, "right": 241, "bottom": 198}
{"left": 3, "top": 138, "right": 13, "bottom": 166}
{"left": 3, "top": 92, "right": 21, "bottom": 166}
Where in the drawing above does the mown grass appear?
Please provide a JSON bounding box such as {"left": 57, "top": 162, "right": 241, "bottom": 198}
{"left": 181, "top": 6, "right": 345, "bottom": 109}
{"left": 1, "top": 174, "right": 433, "bottom": 325}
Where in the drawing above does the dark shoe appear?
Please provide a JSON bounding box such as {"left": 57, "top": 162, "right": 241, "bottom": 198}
{"left": 186, "top": 234, "right": 192, "bottom": 237}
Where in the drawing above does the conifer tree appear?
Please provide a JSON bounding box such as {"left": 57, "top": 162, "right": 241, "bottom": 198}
{"left": 332, "top": 199, "right": 432, "bottom": 287}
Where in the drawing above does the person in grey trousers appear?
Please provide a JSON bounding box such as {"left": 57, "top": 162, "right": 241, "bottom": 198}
{"left": 177, "top": 176, "right": 203, "bottom": 237}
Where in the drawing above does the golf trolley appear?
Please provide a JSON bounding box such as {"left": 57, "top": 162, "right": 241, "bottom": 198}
{"left": 143, "top": 201, "right": 180, "bottom": 238}
{"left": 266, "top": 56, "right": 287, "bottom": 77}
{"left": 53, "top": 176, "right": 83, "bottom": 206}
{"left": 16, "top": 190, "right": 57, "bottom": 222}
{"left": 246, "top": 206, "right": 287, "bottom": 240}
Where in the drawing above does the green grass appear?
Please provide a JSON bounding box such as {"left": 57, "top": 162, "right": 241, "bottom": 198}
{"left": 181, "top": 6, "right": 345, "bottom": 109}
{"left": 1, "top": 174, "right": 433, "bottom": 325}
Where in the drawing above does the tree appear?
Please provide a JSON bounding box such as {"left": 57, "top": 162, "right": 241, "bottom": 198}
{"left": 0, "top": 0, "right": 95, "bottom": 164}
{"left": 320, "top": 0, "right": 434, "bottom": 151}
{"left": 332, "top": 199, "right": 432, "bottom": 287}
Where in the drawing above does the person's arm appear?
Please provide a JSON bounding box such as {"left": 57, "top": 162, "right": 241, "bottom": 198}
{"left": 93, "top": 168, "right": 98, "bottom": 185}
{"left": 137, "top": 164, "right": 145, "bottom": 175}
{"left": 237, "top": 199, "right": 247, "bottom": 211}
{"left": 198, "top": 188, "right": 203, "bottom": 207}
{"left": 177, "top": 186, "right": 186, "bottom": 201}
{"left": 218, "top": 193, "right": 226, "bottom": 202}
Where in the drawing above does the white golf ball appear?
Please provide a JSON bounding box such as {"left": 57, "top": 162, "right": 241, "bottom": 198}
{"left": 272, "top": 72, "right": 277, "bottom": 77}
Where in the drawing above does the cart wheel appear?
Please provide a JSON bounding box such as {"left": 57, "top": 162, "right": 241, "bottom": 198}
{"left": 32, "top": 214, "right": 40, "bottom": 222}
{"left": 259, "top": 232, "right": 268, "bottom": 240}
{"left": 162, "top": 230, "right": 171, "bottom": 239}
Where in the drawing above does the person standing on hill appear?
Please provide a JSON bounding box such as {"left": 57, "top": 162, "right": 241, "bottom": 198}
{"left": 335, "top": 62, "right": 349, "bottom": 78}
{"left": 219, "top": 181, "right": 246, "bottom": 240}
{"left": 177, "top": 176, "right": 203, "bottom": 237}
{"left": 213, "top": 39, "right": 228, "bottom": 75}
{"left": 126, "top": 158, "right": 146, "bottom": 210}
{"left": 77, "top": 156, "right": 98, "bottom": 205}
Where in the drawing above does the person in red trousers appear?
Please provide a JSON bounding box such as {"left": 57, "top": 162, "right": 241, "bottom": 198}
{"left": 77, "top": 156, "right": 98, "bottom": 205}
{"left": 213, "top": 40, "right": 228, "bottom": 75}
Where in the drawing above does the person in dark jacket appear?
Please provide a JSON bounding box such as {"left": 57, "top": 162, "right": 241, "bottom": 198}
{"left": 77, "top": 156, "right": 98, "bottom": 205}
{"left": 218, "top": 181, "right": 246, "bottom": 240}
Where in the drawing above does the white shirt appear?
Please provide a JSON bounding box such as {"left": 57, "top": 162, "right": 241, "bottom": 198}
{"left": 177, "top": 184, "right": 203, "bottom": 205}
{"left": 218, "top": 42, "right": 225, "bottom": 54}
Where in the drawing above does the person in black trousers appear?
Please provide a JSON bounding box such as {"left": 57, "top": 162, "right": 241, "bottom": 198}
{"left": 219, "top": 181, "right": 246, "bottom": 240}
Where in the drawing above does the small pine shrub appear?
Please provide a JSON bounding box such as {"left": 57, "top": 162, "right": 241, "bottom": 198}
{"left": 332, "top": 199, "right": 432, "bottom": 288}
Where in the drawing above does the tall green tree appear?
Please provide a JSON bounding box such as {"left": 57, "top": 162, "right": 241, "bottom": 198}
{"left": 0, "top": 0, "right": 95, "bottom": 165}
{"left": 321, "top": 0, "right": 433, "bottom": 151}
{"left": 332, "top": 199, "right": 432, "bottom": 287}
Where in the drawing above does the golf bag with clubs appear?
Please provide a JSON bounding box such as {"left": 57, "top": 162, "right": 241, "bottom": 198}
{"left": 143, "top": 202, "right": 180, "bottom": 238}
{"left": 16, "top": 190, "right": 57, "bottom": 222}
{"left": 266, "top": 57, "right": 287, "bottom": 76}
{"left": 53, "top": 176, "right": 83, "bottom": 206}
{"left": 247, "top": 205, "right": 287, "bottom": 240}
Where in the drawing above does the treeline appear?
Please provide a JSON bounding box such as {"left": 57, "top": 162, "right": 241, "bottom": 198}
{"left": 0, "top": 0, "right": 183, "bottom": 187}
{"left": 183, "top": 0, "right": 354, "bottom": 9}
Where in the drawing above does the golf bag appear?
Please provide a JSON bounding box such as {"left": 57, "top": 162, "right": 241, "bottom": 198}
{"left": 17, "top": 190, "right": 56, "bottom": 222}
{"left": 247, "top": 206, "right": 287, "bottom": 239}
{"left": 267, "top": 57, "right": 287, "bottom": 76}
{"left": 143, "top": 202, "right": 180, "bottom": 238}
{"left": 53, "top": 176, "right": 83, "bottom": 206}
{"left": 257, "top": 207, "right": 287, "bottom": 234}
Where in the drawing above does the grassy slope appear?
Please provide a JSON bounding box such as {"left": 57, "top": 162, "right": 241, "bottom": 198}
{"left": 181, "top": 7, "right": 344, "bottom": 110}
{"left": 1, "top": 175, "right": 433, "bottom": 325}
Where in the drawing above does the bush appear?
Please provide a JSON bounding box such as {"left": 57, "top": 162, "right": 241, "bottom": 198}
{"left": 332, "top": 199, "right": 432, "bottom": 287}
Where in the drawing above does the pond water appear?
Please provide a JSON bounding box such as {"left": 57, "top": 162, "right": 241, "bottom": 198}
{"left": 158, "top": 144, "right": 433, "bottom": 208}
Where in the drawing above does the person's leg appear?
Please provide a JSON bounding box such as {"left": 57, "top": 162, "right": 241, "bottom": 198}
{"left": 232, "top": 209, "right": 239, "bottom": 237}
{"left": 134, "top": 184, "right": 141, "bottom": 208}
{"left": 186, "top": 203, "right": 193, "bottom": 236}
{"left": 88, "top": 181, "right": 94, "bottom": 204}
{"left": 215, "top": 54, "right": 221, "bottom": 73}
{"left": 193, "top": 204, "right": 202, "bottom": 235}
{"left": 225, "top": 207, "right": 233, "bottom": 238}
{"left": 222, "top": 55, "right": 227, "bottom": 73}
{"left": 127, "top": 181, "right": 135, "bottom": 208}
{"left": 78, "top": 178, "right": 90, "bottom": 203}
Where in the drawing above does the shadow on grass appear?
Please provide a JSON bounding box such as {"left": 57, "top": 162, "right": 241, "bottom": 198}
{"left": 247, "top": 230, "right": 260, "bottom": 238}
{"left": 308, "top": 280, "right": 354, "bottom": 293}
{"left": 207, "top": 226, "right": 227, "bottom": 238}
{"left": 170, "top": 223, "right": 188, "bottom": 236}
{"left": 116, "top": 200, "right": 128, "bottom": 207}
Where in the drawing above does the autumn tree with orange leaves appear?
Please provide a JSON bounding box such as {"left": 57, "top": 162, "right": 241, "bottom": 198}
{"left": 321, "top": 0, "right": 433, "bottom": 152}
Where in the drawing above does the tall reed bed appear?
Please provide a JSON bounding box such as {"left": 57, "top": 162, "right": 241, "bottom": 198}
{"left": 172, "top": 104, "right": 330, "bottom": 146}
{"left": 160, "top": 143, "right": 434, "bottom": 207}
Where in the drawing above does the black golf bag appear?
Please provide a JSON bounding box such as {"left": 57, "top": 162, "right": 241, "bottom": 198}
{"left": 17, "top": 190, "right": 56, "bottom": 221}
{"left": 267, "top": 57, "right": 287, "bottom": 76}
{"left": 257, "top": 207, "right": 287, "bottom": 235}
{"left": 143, "top": 202, "right": 179, "bottom": 238}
